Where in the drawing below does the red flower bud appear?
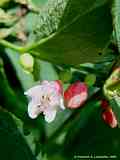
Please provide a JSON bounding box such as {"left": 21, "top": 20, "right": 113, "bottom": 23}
{"left": 102, "top": 107, "right": 117, "bottom": 128}
{"left": 101, "top": 99, "right": 109, "bottom": 110}
{"left": 64, "top": 81, "right": 88, "bottom": 108}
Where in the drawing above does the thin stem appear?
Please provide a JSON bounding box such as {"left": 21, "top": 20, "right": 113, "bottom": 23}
{"left": 21, "top": 32, "right": 56, "bottom": 52}
{"left": 0, "top": 39, "right": 23, "bottom": 53}
{"left": 0, "top": 32, "right": 56, "bottom": 54}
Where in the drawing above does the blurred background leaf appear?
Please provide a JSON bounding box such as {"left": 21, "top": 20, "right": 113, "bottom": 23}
{"left": 0, "top": 109, "right": 36, "bottom": 160}
{"left": 28, "top": 0, "right": 113, "bottom": 65}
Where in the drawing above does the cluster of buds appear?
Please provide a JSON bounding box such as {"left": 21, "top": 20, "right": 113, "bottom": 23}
{"left": 25, "top": 80, "right": 88, "bottom": 123}
{"left": 101, "top": 100, "right": 118, "bottom": 128}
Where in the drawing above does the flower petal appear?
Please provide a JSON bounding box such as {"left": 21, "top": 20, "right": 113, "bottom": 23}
{"left": 54, "top": 80, "right": 63, "bottom": 95}
{"left": 44, "top": 109, "right": 57, "bottom": 123}
{"left": 41, "top": 80, "right": 49, "bottom": 85}
{"left": 60, "top": 97, "right": 65, "bottom": 109}
{"left": 24, "top": 85, "right": 42, "bottom": 98}
{"left": 28, "top": 100, "right": 41, "bottom": 119}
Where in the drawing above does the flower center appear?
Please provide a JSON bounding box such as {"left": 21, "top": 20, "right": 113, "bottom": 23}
{"left": 40, "top": 94, "right": 51, "bottom": 107}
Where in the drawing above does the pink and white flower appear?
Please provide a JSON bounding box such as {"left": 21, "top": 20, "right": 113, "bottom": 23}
{"left": 24, "top": 80, "right": 65, "bottom": 123}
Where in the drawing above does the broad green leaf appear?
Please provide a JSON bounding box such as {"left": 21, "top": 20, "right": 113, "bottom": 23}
{"left": 34, "top": 59, "right": 58, "bottom": 81}
{"left": 11, "top": 110, "right": 45, "bottom": 156}
{"left": 45, "top": 109, "right": 72, "bottom": 138}
{"left": 0, "top": 66, "right": 45, "bottom": 156}
{"left": 63, "top": 100, "right": 100, "bottom": 146}
{"left": 0, "top": 67, "right": 28, "bottom": 119}
{"left": 32, "top": 0, "right": 47, "bottom": 5}
{"left": 0, "top": 109, "right": 36, "bottom": 160}
{"left": 112, "top": 0, "right": 120, "bottom": 52}
{"left": 34, "top": 0, "right": 68, "bottom": 39}
{"left": 0, "top": 66, "right": 45, "bottom": 144}
{"left": 29, "top": 0, "right": 112, "bottom": 65}
{"left": 76, "top": 51, "right": 116, "bottom": 76}
{"left": 24, "top": 12, "right": 38, "bottom": 33}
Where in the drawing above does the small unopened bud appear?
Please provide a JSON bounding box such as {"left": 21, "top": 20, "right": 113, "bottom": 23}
{"left": 20, "top": 53, "right": 34, "bottom": 72}
{"left": 101, "top": 99, "right": 109, "bottom": 110}
{"left": 84, "top": 74, "right": 96, "bottom": 86}
{"left": 102, "top": 107, "right": 117, "bottom": 128}
{"left": 64, "top": 81, "right": 88, "bottom": 109}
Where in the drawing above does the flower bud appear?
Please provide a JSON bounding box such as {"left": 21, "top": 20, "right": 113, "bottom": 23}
{"left": 102, "top": 107, "right": 117, "bottom": 128}
{"left": 84, "top": 73, "right": 96, "bottom": 86}
{"left": 20, "top": 53, "right": 34, "bottom": 72}
{"left": 101, "top": 99, "right": 109, "bottom": 110}
{"left": 64, "top": 81, "right": 88, "bottom": 109}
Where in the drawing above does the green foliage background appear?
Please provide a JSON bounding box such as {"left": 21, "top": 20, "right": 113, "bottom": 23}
{"left": 0, "top": 0, "right": 120, "bottom": 159}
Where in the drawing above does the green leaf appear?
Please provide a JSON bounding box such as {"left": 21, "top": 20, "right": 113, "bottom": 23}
{"left": 0, "top": 67, "right": 28, "bottom": 119}
{"left": 32, "top": 0, "right": 48, "bottom": 5}
{"left": 29, "top": 0, "right": 112, "bottom": 65}
{"left": 34, "top": 59, "right": 58, "bottom": 81}
{"left": 0, "top": 109, "right": 36, "bottom": 160}
{"left": 63, "top": 100, "right": 101, "bottom": 147}
{"left": 112, "top": 0, "right": 120, "bottom": 52}
{"left": 59, "top": 69, "right": 72, "bottom": 83}
{"left": 34, "top": 0, "right": 68, "bottom": 39}
{"left": 22, "top": 12, "right": 38, "bottom": 34}
{"left": 0, "top": 66, "right": 45, "bottom": 143}
{"left": 45, "top": 109, "right": 72, "bottom": 138}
